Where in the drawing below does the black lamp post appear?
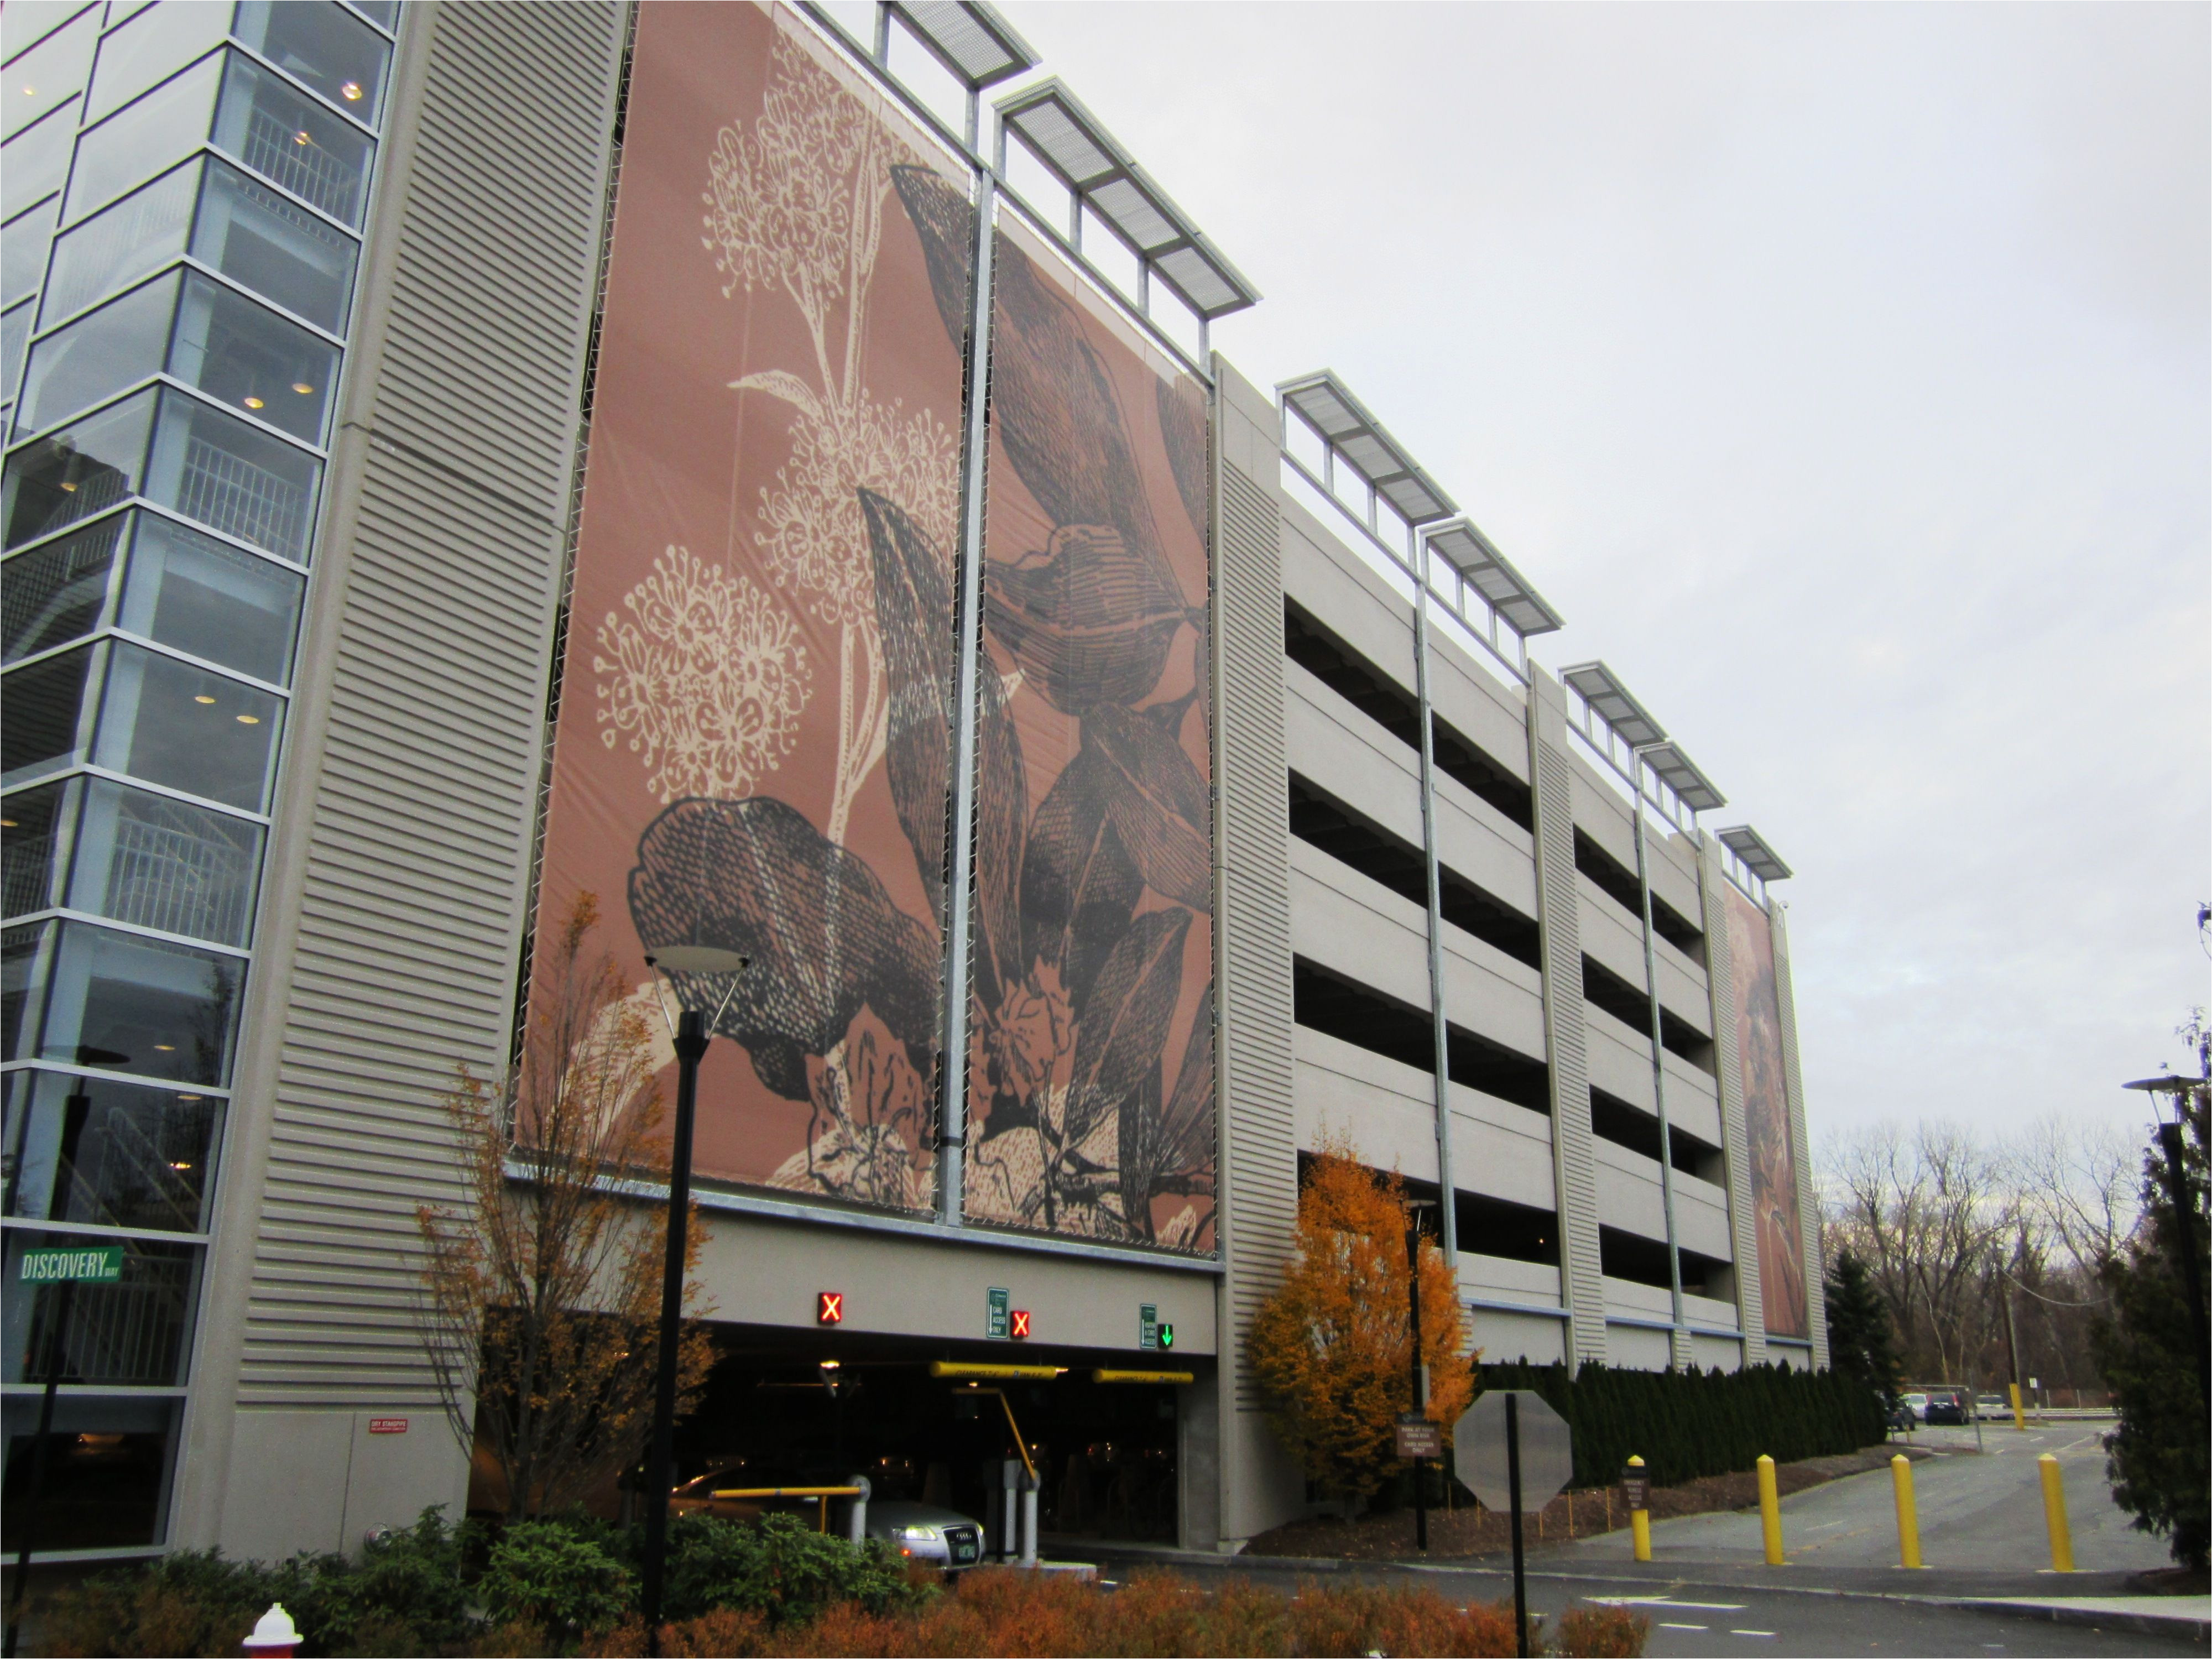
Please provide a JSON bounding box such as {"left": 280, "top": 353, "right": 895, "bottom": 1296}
{"left": 637, "top": 946, "right": 747, "bottom": 1654}
{"left": 2122, "top": 1072, "right": 2210, "bottom": 1422}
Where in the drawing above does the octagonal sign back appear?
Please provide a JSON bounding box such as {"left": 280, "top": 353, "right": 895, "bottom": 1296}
{"left": 1454, "top": 1389, "right": 1573, "bottom": 1513}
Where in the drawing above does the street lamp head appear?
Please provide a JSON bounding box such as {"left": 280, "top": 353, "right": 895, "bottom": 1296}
{"left": 645, "top": 946, "right": 749, "bottom": 978}
{"left": 642, "top": 947, "right": 749, "bottom": 1035}
{"left": 2124, "top": 1074, "right": 2204, "bottom": 1126}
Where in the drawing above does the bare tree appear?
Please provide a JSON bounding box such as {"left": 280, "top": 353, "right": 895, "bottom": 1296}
{"left": 2011, "top": 1115, "right": 2143, "bottom": 1278}
{"left": 415, "top": 893, "right": 714, "bottom": 1520}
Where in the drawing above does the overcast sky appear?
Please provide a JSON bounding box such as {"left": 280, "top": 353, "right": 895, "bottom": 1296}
{"left": 997, "top": 1, "right": 2210, "bottom": 1151}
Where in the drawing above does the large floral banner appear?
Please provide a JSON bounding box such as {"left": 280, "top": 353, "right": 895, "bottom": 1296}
{"left": 529, "top": 3, "right": 969, "bottom": 1211}
{"left": 893, "top": 174, "right": 1218, "bottom": 1252}
{"left": 1725, "top": 886, "right": 1807, "bottom": 1338}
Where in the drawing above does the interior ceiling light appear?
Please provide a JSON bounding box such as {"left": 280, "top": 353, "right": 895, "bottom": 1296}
{"left": 291, "top": 382, "right": 314, "bottom": 394}
{"left": 243, "top": 395, "right": 264, "bottom": 409}
{"left": 154, "top": 1042, "right": 176, "bottom": 1051}
{"left": 195, "top": 694, "right": 217, "bottom": 704}
{"left": 0, "top": 817, "right": 15, "bottom": 828}
{"left": 1639, "top": 740, "right": 1726, "bottom": 813}
{"left": 1277, "top": 372, "right": 1454, "bottom": 527}
{"left": 1423, "top": 518, "right": 1563, "bottom": 637}
{"left": 1715, "top": 824, "right": 1793, "bottom": 883}
{"left": 236, "top": 713, "right": 260, "bottom": 724}
{"left": 294, "top": 130, "right": 310, "bottom": 145}
{"left": 1558, "top": 660, "right": 1667, "bottom": 750}
{"left": 340, "top": 80, "right": 362, "bottom": 100}
{"left": 995, "top": 77, "right": 1260, "bottom": 321}
{"left": 59, "top": 481, "right": 76, "bottom": 492}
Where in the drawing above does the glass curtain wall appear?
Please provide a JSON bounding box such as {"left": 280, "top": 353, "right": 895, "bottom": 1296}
{"left": 0, "top": 0, "right": 392, "bottom": 1557}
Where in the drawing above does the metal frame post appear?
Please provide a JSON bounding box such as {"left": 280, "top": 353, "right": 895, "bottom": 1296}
{"left": 937, "top": 166, "right": 998, "bottom": 1227}
{"left": 1506, "top": 1391, "right": 1529, "bottom": 1658}
{"left": 3, "top": 1280, "right": 75, "bottom": 1659}
{"left": 1629, "top": 757, "right": 1686, "bottom": 1358}
{"left": 1413, "top": 563, "right": 1458, "bottom": 1264}
{"left": 639, "top": 1008, "right": 708, "bottom": 1654}
{"left": 1406, "top": 1219, "right": 1428, "bottom": 1552}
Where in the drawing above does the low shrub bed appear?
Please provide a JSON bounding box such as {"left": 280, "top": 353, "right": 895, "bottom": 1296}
{"left": 28, "top": 1514, "right": 1647, "bottom": 1657}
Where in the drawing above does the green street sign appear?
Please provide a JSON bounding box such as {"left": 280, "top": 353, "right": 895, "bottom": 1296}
{"left": 1139, "top": 1303, "right": 1159, "bottom": 1350}
{"left": 986, "top": 1287, "right": 1010, "bottom": 1340}
{"left": 19, "top": 1245, "right": 122, "bottom": 1284}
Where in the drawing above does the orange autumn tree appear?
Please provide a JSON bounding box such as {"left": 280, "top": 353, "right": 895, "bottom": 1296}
{"left": 414, "top": 892, "right": 713, "bottom": 1519}
{"left": 1249, "top": 1141, "right": 1474, "bottom": 1501}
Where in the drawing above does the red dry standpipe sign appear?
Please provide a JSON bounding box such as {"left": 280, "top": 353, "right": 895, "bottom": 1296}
{"left": 817, "top": 1291, "right": 843, "bottom": 1325}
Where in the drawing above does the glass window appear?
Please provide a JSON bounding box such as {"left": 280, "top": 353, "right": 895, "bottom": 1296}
{"left": 170, "top": 269, "right": 336, "bottom": 443}
{"left": 3, "top": 4, "right": 98, "bottom": 63}
{"left": 62, "top": 49, "right": 221, "bottom": 221}
{"left": 41, "top": 160, "right": 197, "bottom": 325}
{"left": 1, "top": 388, "right": 155, "bottom": 546}
{"left": 1, "top": 643, "right": 95, "bottom": 786}
{"left": 1, "top": 98, "right": 78, "bottom": 218}
{"left": 193, "top": 155, "right": 357, "bottom": 332}
{"left": 1, "top": 7, "right": 96, "bottom": 140}
{"left": 5, "top": 1068, "right": 224, "bottom": 1232}
{"left": 341, "top": 0, "right": 398, "bottom": 30}
{"left": 83, "top": 0, "right": 228, "bottom": 126}
{"left": 3, "top": 1229, "right": 200, "bottom": 1385}
{"left": 213, "top": 51, "right": 373, "bottom": 226}
{"left": 120, "top": 512, "right": 301, "bottom": 683}
{"left": 2, "top": 196, "right": 60, "bottom": 309}
{"left": 3, "top": 515, "right": 124, "bottom": 661}
{"left": 2, "top": 922, "right": 50, "bottom": 1054}
{"left": 1, "top": 299, "right": 32, "bottom": 401}
{"left": 26, "top": 916, "right": 243, "bottom": 1081}
{"left": 1, "top": 1391, "right": 183, "bottom": 1550}
{"left": 94, "top": 638, "right": 281, "bottom": 810}
{"left": 232, "top": 1, "right": 388, "bottom": 126}
{"left": 1, "top": 779, "right": 71, "bottom": 917}
{"left": 143, "top": 386, "right": 320, "bottom": 559}
{"left": 70, "top": 775, "right": 262, "bottom": 944}
{"left": 15, "top": 270, "right": 178, "bottom": 439}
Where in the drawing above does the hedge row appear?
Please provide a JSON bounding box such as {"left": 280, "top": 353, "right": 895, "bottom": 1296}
{"left": 1471, "top": 1359, "right": 1888, "bottom": 1489}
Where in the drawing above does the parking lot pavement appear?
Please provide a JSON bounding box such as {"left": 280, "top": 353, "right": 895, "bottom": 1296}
{"left": 1568, "top": 1421, "right": 2170, "bottom": 1575}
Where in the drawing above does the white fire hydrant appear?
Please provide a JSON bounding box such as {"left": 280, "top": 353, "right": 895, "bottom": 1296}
{"left": 242, "top": 1603, "right": 300, "bottom": 1657}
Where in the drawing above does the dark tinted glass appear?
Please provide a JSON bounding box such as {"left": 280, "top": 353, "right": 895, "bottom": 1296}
{"left": 232, "top": 1, "right": 389, "bottom": 124}
{"left": 1, "top": 389, "right": 156, "bottom": 547}
{"left": 35, "top": 919, "right": 242, "bottom": 1083}
{"left": 93, "top": 640, "right": 281, "bottom": 811}
{"left": 1, "top": 644, "right": 93, "bottom": 784}
{"left": 169, "top": 270, "right": 336, "bottom": 442}
{"left": 1, "top": 1392, "right": 181, "bottom": 1548}
{"left": 193, "top": 156, "right": 358, "bottom": 333}
{"left": 213, "top": 53, "right": 373, "bottom": 226}
{"left": 3, "top": 1229, "right": 199, "bottom": 1385}
{"left": 3, "top": 1068, "right": 221, "bottom": 1231}
{"left": 70, "top": 778, "right": 263, "bottom": 946}
{"left": 15, "top": 272, "right": 178, "bottom": 439}
{"left": 1, "top": 779, "right": 69, "bottom": 918}
{"left": 1, "top": 514, "right": 124, "bottom": 661}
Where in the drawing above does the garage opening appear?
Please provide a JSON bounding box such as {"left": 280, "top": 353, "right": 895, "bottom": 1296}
{"left": 672, "top": 1324, "right": 1189, "bottom": 1548}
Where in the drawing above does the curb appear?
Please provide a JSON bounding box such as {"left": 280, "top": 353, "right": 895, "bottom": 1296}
{"left": 1935, "top": 1598, "right": 2211, "bottom": 1644}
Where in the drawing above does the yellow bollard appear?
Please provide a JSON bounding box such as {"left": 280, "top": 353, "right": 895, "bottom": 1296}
{"left": 2008, "top": 1383, "right": 2027, "bottom": 1432}
{"left": 1628, "top": 1455, "right": 1651, "bottom": 1562}
{"left": 2038, "top": 1454, "right": 2074, "bottom": 1572}
{"left": 1756, "top": 1454, "right": 1784, "bottom": 1564}
{"left": 1891, "top": 1454, "right": 1923, "bottom": 1569}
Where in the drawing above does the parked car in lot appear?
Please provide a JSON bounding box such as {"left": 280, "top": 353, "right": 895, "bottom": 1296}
{"left": 1885, "top": 1399, "right": 1917, "bottom": 1432}
{"left": 1900, "top": 1390, "right": 1929, "bottom": 1422}
{"left": 1975, "top": 1393, "right": 2011, "bottom": 1420}
{"left": 1923, "top": 1390, "right": 1969, "bottom": 1426}
{"left": 863, "top": 1499, "right": 985, "bottom": 1569}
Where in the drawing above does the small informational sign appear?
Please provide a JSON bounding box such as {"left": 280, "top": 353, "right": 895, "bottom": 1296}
{"left": 986, "top": 1287, "right": 1010, "bottom": 1340}
{"left": 817, "top": 1291, "right": 843, "bottom": 1325}
{"left": 1139, "top": 1303, "right": 1159, "bottom": 1349}
{"left": 1455, "top": 1390, "right": 1574, "bottom": 1513}
{"left": 1158, "top": 1323, "right": 1175, "bottom": 1350}
{"left": 1395, "top": 1413, "right": 1444, "bottom": 1460}
{"left": 368, "top": 1418, "right": 409, "bottom": 1435}
{"left": 1009, "top": 1309, "right": 1031, "bottom": 1340}
{"left": 1619, "top": 1466, "right": 1650, "bottom": 1511}
{"left": 18, "top": 1245, "right": 122, "bottom": 1284}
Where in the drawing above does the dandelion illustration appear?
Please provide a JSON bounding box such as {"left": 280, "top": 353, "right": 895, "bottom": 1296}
{"left": 594, "top": 545, "right": 810, "bottom": 803}
{"left": 702, "top": 22, "right": 962, "bottom": 843}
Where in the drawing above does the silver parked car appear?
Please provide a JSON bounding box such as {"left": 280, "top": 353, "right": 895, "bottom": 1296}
{"left": 864, "top": 1499, "right": 985, "bottom": 1569}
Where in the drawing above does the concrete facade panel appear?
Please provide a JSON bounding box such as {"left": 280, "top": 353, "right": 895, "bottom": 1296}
{"left": 1467, "top": 1308, "right": 1568, "bottom": 1366}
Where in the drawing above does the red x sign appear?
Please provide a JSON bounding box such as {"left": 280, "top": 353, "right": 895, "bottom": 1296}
{"left": 817, "top": 1291, "right": 843, "bottom": 1325}
{"left": 1009, "top": 1309, "right": 1031, "bottom": 1339}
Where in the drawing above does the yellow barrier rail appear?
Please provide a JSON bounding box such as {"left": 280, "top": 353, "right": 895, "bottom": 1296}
{"left": 1092, "top": 1369, "right": 1194, "bottom": 1385}
{"left": 928, "top": 1361, "right": 1066, "bottom": 1381}
{"left": 704, "top": 1485, "right": 866, "bottom": 1535}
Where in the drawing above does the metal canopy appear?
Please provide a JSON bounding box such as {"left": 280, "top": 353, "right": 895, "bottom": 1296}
{"left": 1424, "top": 518, "right": 1563, "bottom": 637}
{"left": 1558, "top": 660, "right": 1667, "bottom": 750}
{"left": 1638, "top": 741, "right": 1725, "bottom": 813}
{"left": 891, "top": 2, "right": 1037, "bottom": 91}
{"left": 1278, "top": 371, "right": 1457, "bottom": 526}
{"left": 1716, "top": 825, "right": 1793, "bottom": 882}
{"left": 995, "top": 79, "right": 1260, "bottom": 320}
